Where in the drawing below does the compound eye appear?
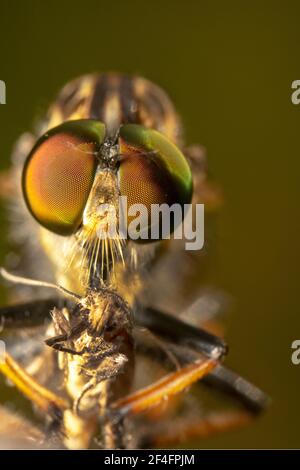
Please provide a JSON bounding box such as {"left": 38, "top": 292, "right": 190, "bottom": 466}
{"left": 22, "top": 120, "right": 105, "bottom": 235}
{"left": 118, "top": 124, "right": 193, "bottom": 241}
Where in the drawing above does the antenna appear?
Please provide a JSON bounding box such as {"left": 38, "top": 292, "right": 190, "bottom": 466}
{"left": 0, "top": 267, "right": 81, "bottom": 302}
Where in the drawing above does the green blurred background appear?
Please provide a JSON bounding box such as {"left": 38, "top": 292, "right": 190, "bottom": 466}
{"left": 0, "top": 0, "right": 299, "bottom": 448}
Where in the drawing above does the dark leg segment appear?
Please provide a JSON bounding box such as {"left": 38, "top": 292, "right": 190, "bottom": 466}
{"left": 0, "top": 298, "right": 61, "bottom": 328}
{"left": 135, "top": 306, "right": 228, "bottom": 360}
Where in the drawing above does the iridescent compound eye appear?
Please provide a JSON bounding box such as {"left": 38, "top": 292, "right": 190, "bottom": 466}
{"left": 22, "top": 120, "right": 105, "bottom": 235}
{"left": 118, "top": 124, "right": 193, "bottom": 241}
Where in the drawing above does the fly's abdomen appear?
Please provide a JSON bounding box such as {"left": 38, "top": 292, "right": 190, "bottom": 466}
{"left": 45, "top": 73, "right": 182, "bottom": 144}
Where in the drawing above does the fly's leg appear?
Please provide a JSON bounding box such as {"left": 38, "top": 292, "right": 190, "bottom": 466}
{"left": 120, "top": 309, "right": 268, "bottom": 446}
{"left": 108, "top": 306, "right": 225, "bottom": 420}
{"left": 203, "top": 364, "right": 269, "bottom": 413}
{"left": 0, "top": 351, "right": 68, "bottom": 425}
{"left": 139, "top": 409, "right": 253, "bottom": 448}
{"left": 0, "top": 298, "right": 67, "bottom": 381}
{"left": 0, "top": 352, "right": 65, "bottom": 449}
{"left": 110, "top": 357, "right": 218, "bottom": 416}
{"left": 110, "top": 359, "right": 265, "bottom": 448}
{"left": 0, "top": 298, "right": 61, "bottom": 328}
{"left": 135, "top": 306, "right": 228, "bottom": 359}
{"left": 134, "top": 324, "right": 268, "bottom": 414}
{"left": 136, "top": 306, "right": 268, "bottom": 412}
{"left": 107, "top": 360, "right": 217, "bottom": 449}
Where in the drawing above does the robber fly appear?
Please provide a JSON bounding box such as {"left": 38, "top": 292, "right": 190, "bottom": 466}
{"left": 0, "top": 73, "right": 268, "bottom": 449}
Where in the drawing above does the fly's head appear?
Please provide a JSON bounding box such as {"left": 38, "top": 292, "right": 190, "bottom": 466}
{"left": 21, "top": 120, "right": 193, "bottom": 291}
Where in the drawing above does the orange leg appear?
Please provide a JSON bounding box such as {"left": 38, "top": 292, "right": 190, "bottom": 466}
{"left": 140, "top": 409, "right": 253, "bottom": 448}
{"left": 0, "top": 352, "right": 68, "bottom": 421}
{"left": 129, "top": 322, "right": 268, "bottom": 447}
{"left": 111, "top": 357, "right": 218, "bottom": 416}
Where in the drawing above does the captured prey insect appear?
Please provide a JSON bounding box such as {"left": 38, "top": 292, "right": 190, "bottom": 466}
{"left": 0, "top": 73, "right": 268, "bottom": 449}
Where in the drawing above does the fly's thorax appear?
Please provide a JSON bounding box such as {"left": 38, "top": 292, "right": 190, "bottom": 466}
{"left": 44, "top": 73, "right": 182, "bottom": 145}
